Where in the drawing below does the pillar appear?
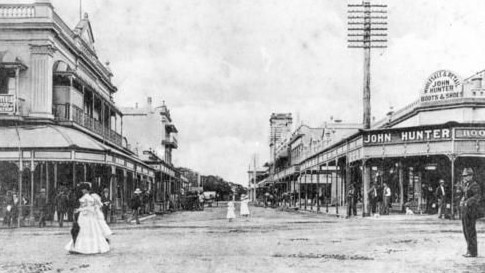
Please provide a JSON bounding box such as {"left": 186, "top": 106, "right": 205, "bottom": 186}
{"left": 54, "top": 162, "right": 57, "bottom": 190}
{"left": 363, "top": 160, "right": 371, "bottom": 217}
{"left": 83, "top": 164, "right": 87, "bottom": 182}
{"left": 317, "top": 167, "right": 320, "bottom": 212}
{"left": 30, "top": 166, "right": 34, "bottom": 221}
{"left": 123, "top": 169, "right": 127, "bottom": 217}
{"left": 335, "top": 159, "right": 339, "bottom": 215}
{"left": 29, "top": 44, "right": 55, "bottom": 118}
{"left": 398, "top": 161, "right": 404, "bottom": 211}
{"left": 326, "top": 162, "right": 329, "bottom": 213}
{"left": 72, "top": 162, "right": 76, "bottom": 187}
{"left": 450, "top": 155, "right": 456, "bottom": 219}
{"left": 45, "top": 162, "right": 49, "bottom": 200}
{"left": 17, "top": 161, "right": 23, "bottom": 228}
{"left": 298, "top": 172, "right": 302, "bottom": 209}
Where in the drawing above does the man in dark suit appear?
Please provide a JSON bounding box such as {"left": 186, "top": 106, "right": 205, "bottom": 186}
{"left": 367, "top": 183, "right": 378, "bottom": 215}
{"left": 55, "top": 187, "right": 69, "bottom": 227}
{"left": 101, "top": 188, "right": 111, "bottom": 223}
{"left": 461, "top": 168, "right": 482, "bottom": 258}
{"left": 435, "top": 179, "right": 446, "bottom": 218}
{"left": 346, "top": 184, "right": 358, "bottom": 218}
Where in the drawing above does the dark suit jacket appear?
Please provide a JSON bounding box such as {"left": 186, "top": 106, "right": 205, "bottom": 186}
{"left": 101, "top": 193, "right": 111, "bottom": 208}
{"left": 435, "top": 186, "right": 446, "bottom": 200}
{"left": 463, "top": 181, "right": 481, "bottom": 208}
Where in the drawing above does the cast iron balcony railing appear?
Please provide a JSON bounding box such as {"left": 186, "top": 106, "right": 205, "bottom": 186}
{"left": 53, "top": 103, "right": 122, "bottom": 146}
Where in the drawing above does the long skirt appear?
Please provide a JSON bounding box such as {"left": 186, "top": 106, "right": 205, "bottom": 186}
{"left": 65, "top": 211, "right": 110, "bottom": 254}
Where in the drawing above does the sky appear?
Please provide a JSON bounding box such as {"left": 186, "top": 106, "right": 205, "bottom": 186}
{"left": 39, "top": 0, "right": 485, "bottom": 186}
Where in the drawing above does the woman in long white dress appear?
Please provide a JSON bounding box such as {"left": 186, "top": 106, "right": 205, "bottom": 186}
{"left": 91, "top": 193, "right": 113, "bottom": 240}
{"left": 240, "top": 195, "right": 250, "bottom": 219}
{"left": 227, "top": 201, "right": 236, "bottom": 222}
{"left": 65, "top": 184, "right": 110, "bottom": 254}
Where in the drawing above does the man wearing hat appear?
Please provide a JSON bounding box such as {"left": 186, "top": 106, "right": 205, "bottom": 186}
{"left": 435, "top": 179, "right": 447, "bottom": 219}
{"left": 37, "top": 188, "right": 48, "bottom": 228}
{"left": 127, "top": 188, "right": 142, "bottom": 224}
{"left": 346, "top": 184, "right": 358, "bottom": 218}
{"left": 460, "top": 168, "right": 481, "bottom": 258}
{"left": 101, "top": 188, "right": 111, "bottom": 223}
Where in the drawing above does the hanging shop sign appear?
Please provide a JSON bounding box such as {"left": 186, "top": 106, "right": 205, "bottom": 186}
{"left": 363, "top": 127, "right": 451, "bottom": 145}
{"left": 421, "top": 70, "right": 462, "bottom": 103}
{"left": 455, "top": 128, "right": 485, "bottom": 139}
{"left": 0, "top": 94, "right": 15, "bottom": 113}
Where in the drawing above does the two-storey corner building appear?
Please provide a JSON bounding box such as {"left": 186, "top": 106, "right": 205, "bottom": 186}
{"left": 287, "top": 69, "right": 485, "bottom": 217}
{"left": 121, "top": 98, "right": 182, "bottom": 212}
{"left": 0, "top": 0, "right": 156, "bottom": 225}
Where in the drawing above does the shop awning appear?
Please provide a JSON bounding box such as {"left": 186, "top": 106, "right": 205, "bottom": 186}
{"left": 0, "top": 125, "right": 108, "bottom": 151}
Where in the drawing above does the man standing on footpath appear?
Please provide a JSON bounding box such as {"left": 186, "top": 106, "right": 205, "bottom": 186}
{"left": 101, "top": 188, "right": 111, "bottom": 224}
{"left": 128, "top": 188, "right": 142, "bottom": 225}
{"left": 346, "top": 184, "right": 358, "bottom": 218}
{"left": 367, "top": 182, "right": 378, "bottom": 215}
{"left": 382, "top": 183, "right": 391, "bottom": 215}
{"left": 435, "top": 179, "right": 446, "bottom": 219}
{"left": 460, "top": 168, "right": 481, "bottom": 258}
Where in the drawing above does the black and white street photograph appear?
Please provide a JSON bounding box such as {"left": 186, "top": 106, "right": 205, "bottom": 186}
{"left": 1, "top": 0, "right": 485, "bottom": 272}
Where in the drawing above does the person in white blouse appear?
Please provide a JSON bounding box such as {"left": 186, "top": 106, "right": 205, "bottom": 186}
{"left": 382, "top": 183, "right": 391, "bottom": 215}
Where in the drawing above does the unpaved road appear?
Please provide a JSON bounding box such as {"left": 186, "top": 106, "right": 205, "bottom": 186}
{"left": 1, "top": 203, "right": 484, "bottom": 273}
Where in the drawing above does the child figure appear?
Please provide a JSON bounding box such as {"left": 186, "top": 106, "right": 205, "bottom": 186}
{"left": 227, "top": 201, "right": 236, "bottom": 222}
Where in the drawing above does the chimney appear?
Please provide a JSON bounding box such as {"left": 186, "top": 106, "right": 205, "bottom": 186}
{"left": 135, "top": 103, "right": 138, "bottom": 109}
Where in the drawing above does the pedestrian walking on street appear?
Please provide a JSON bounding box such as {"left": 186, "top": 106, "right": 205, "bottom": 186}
{"left": 198, "top": 192, "right": 205, "bottom": 211}
{"left": 128, "top": 188, "right": 142, "bottom": 225}
{"left": 37, "top": 188, "right": 48, "bottom": 228}
{"left": 227, "top": 200, "right": 236, "bottom": 222}
{"left": 460, "top": 168, "right": 481, "bottom": 258}
{"left": 435, "top": 179, "right": 447, "bottom": 218}
{"left": 346, "top": 184, "right": 358, "bottom": 218}
{"left": 55, "top": 187, "right": 69, "bottom": 227}
{"left": 65, "top": 182, "right": 110, "bottom": 255}
{"left": 240, "top": 195, "right": 250, "bottom": 219}
{"left": 100, "top": 188, "right": 111, "bottom": 223}
{"left": 382, "top": 183, "right": 391, "bottom": 215}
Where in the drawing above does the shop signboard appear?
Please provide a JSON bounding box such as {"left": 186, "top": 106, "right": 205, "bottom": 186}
{"left": 455, "top": 128, "right": 485, "bottom": 139}
{"left": 363, "top": 127, "right": 451, "bottom": 146}
{"left": 0, "top": 94, "right": 15, "bottom": 113}
{"left": 421, "top": 70, "right": 462, "bottom": 103}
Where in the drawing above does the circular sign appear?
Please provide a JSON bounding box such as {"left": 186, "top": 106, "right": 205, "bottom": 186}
{"left": 421, "top": 70, "right": 462, "bottom": 103}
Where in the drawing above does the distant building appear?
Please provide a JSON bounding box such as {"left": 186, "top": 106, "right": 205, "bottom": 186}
{"left": 121, "top": 99, "right": 181, "bottom": 211}
{"left": 269, "top": 113, "right": 292, "bottom": 166}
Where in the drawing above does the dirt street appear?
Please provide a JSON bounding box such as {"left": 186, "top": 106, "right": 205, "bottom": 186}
{"left": 1, "top": 203, "right": 484, "bottom": 273}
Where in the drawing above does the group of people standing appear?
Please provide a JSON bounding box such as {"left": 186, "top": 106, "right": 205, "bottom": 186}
{"left": 226, "top": 195, "right": 250, "bottom": 222}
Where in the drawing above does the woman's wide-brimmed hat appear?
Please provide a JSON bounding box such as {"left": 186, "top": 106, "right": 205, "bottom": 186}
{"left": 134, "top": 188, "right": 142, "bottom": 194}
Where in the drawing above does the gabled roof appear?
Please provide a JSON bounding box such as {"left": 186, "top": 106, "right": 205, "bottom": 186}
{"left": 74, "top": 13, "right": 95, "bottom": 51}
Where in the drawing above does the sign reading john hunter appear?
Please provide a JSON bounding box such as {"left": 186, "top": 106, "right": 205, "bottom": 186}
{"left": 0, "top": 94, "right": 15, "bottom": 113}
{"left": 363, "top": 127, "right": 451, "bottom": 145}
{"left": 421, "top": 70, "right": 462, "bottom": 103}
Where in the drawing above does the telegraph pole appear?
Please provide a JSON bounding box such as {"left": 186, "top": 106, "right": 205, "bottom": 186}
{"left": 348, "top": 1, "right": 387, "bottom": 217}
{"left": 348, "top": 1, "right": 387, "bottom": 129}
{"left": 253, "top": 154, "right": 257, "bottom": 202}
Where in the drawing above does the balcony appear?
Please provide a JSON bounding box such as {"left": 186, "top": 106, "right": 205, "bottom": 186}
{"left": 53, "top": 103, "right": 122, "bottom": 146}
{"left": 0, "top": 94, "right": 27, "bottom": 119}
{"left": 162, "top": 134, "right": 178, "bottom": 149}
